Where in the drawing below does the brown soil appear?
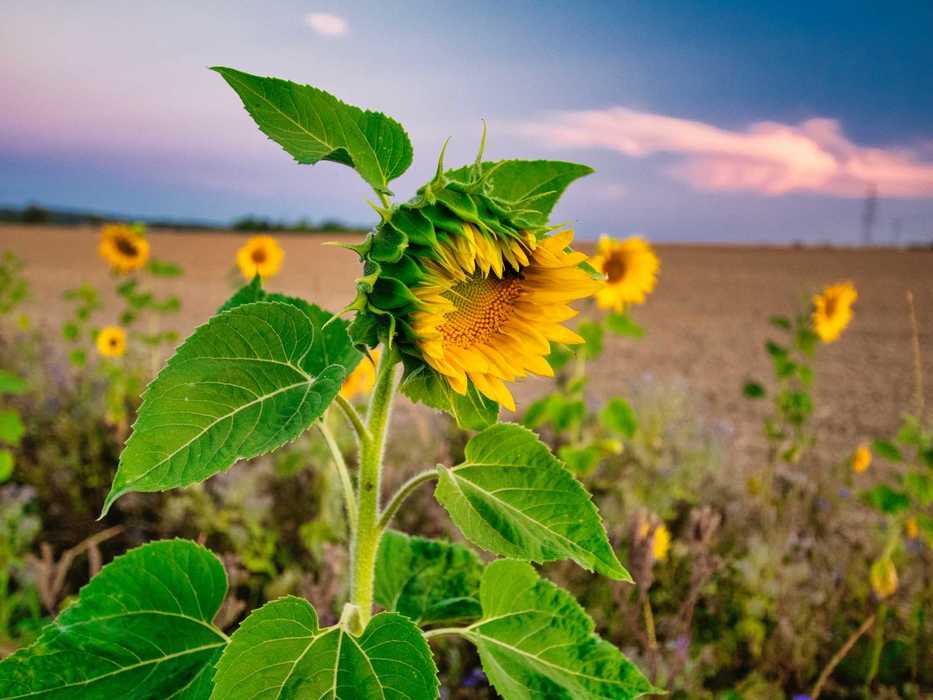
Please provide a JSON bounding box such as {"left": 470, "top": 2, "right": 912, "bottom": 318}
{"left": 2, "top": 225, "right": 932, "bottom": 468}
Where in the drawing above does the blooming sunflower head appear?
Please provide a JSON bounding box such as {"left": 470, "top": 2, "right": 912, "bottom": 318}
{"left": 591, "top": 235, "right": 659, "bottom": 312}
{"left": 340, "top": 348, "right": 379, "bottom": 401}
{"left": 96, "top": 325, "right": 127, "bottom": 358}
{"left": 344, "top": 155, "right": 599, "bottom": 414}
{"left": 237, "top": 236, "right": 284, "bottom": 281}
{"left": 851, "top": 444, "right": 872, "bottom": 473}
{"left": 812, "top": 281, "right": 857, "bottom": 343}
{"left": 99, "top": 224, "right": 149, "bottom": 274}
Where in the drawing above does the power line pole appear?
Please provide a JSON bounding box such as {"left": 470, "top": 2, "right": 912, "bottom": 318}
{"left": 861, "top": 183, "right": 877, "bottom": 246}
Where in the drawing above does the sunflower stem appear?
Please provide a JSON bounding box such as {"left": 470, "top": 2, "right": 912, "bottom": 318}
{"left": 376, "top": 468, "right": 439, "bottom": 532}
{"left": 317, "top": 418, "right": 357, "bottom": 534}
{"left": 335, "top": 394, "right": 371, "bottom": 448}
{"left": 350, "top": 345, "right": 400, "bottom": 628}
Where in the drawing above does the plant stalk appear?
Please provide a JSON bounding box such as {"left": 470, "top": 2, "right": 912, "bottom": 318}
{"left": 810, "top": 611, "right": 876, "bottom": 700}
{"left": 317, "top": 419, "right": 357, "bottom": 532}
{"left": 376, "top": 468, "right": 439, "bottom": 532}
{"left": 349, "top": 346, "right": 400, "bottom": 628}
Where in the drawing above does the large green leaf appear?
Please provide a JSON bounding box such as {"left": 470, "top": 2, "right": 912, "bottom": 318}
{"left": 214, "top": 67, "right": 412, "bottom": 195}
{"left": 0, "top": 369, "right": 27, "bottom": 395}
{"left": 103, "top": 299, "right": 360, "bottom": 514}
{"left": 401, "top": 364, "right": 498, "bottom": 431}
{"left": 0, "top": 539, "right": 227, "bottom": 700}
{"left": 467, "top": 560, "right": 656, "bottom": 699}
{"left": 211, "top": 596, "right": 438, "bottom": 699}
{"left": 375, "top": 530, "right": 483, "bottom": 625}
{"left": 447, "top": 160, "right": 593, "bottom": 226}
{"left": 435, "top": 423, "right": 630, "bottom": 580}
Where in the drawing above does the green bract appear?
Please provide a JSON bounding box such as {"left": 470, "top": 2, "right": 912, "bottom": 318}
{"left": 0, "top": 69, "right": 654, "bottom": 699}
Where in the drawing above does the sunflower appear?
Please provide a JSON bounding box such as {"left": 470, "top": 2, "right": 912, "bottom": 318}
{"left": 237, "top": 236, "right": 284, "bottom": 281}
{"left": 346, "top": 159, "right": 599, "bottom": 414}
{"left": 905, "top": 517, "right": 919, "bottom": 540}
{"left": 409, "top": 227, "right": 600, "bottom": 410}
{"left": 870, "top": 557, "right": 897, "bottom": 599}
{"left": 340, "top": 349, "right": 380, "bottom": 400}
{"left": 590, "top": 236, "right": 659, "bottom": 311}
{"left": 98, "top": 224, "right": 149, "bottom": 274}
{"left": 812, "top": 281, "right": 857, "bottom": 343}
{"left": 638, "top": 519, "right": 671, "bottom": 563}
{"left": 851, "top": 444, "right": 871, "bottom": 474}
{"left": 96, "top": 326, "right": 127, "bottom": 358}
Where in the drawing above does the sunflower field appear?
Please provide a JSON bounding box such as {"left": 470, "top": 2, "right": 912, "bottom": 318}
{"left": 0, "top": 68, "right": 931, "bottom": 700}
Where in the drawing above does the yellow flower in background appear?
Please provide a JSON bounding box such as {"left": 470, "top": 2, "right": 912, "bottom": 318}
{"left": 96, "top": 326, "right": 127, "bottom": 358}
{"left": 590, "top": 235, "right": 660, "bottom": 311}
{"left": 851, "top": 444, "right": 872, "bottom": 474}
{"left": 98, "top": 224, "right": 149, "bottom": 274}
{"left": 637, "top": 518, "right": 671, "bottom": 563}
{"left": 237, "top": 235, "right": 284, "bottom": 281}
{"left": 411, "top": 227, "right": 602, "bottom": 411}
{"left": 869, "top": 557, "right": 898, "bottom": 599}
{"left": 811, "top": 281, "right": 857, "bottom": 343}
{"left": 905, "top": 517, "right": 919, "bottom": 539}
{"left": 340, "top": 349, "right": 380, "bottom": 401}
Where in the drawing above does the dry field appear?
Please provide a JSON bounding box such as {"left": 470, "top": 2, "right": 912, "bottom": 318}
{"left": 2, "top": 224, "right": 932, "bottom": 470}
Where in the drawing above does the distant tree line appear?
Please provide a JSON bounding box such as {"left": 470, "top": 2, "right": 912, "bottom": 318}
{"left": 0, "top": 204, "right": 365, "bottom": 234}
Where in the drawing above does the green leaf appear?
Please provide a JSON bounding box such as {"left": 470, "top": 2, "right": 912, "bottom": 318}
{"left": 903, "top": 471, "right": 933, "bottom": 507}
{"left": 599, "top": 397, "right": 638, "bottom": 439}
{"left": 872, "top": 439, "right": 903, "bottom": 463}
{"left": 148, "top": 259, "right": 184, "bottom": 277}
{"left": 861, "top": 485, "right": 911, "bottom": 514}
{"left": 0, "top": 449, "right": 12, "bottom": 483}
{"left": 0, "top": 539, "right": 227, "bottom": 700}
{"left": 558, "top": 445, "right": 601, "bottom": 475}
{"left": 214, "top": 67, "right": 412, "bottom": 195}
{"left": 448, "top": 160, "right": 593, "bottom": 226}
{"left": 742, "top": 380, "right": 766, "bottom": 399}
{"left": 769, "top": 315, "right": 791, "bottom": 330}
{"left": 103, "top": 299, "right": 360, "bottom": 514}
{"left": 467, "top": 560, "right": 655, "bottom": 699}
{"left": 211, "top": 597, "right": 437, "bottom": 699}
{"left": 375, "top": 530, "right": 483, "bottom": 625}
{"left": 605, "top": 312, "right": 645, "bottom": 338}
{"left": 435, "top": 423, "right": 630, "bottom": 581}
{"left": 577, "top": 321, "right": 604, "bottom": 360}
{"left": 0, "top": 409, "right": 25, "bottom": 446}
{"left": 401, "top": 365, "right": 498, "bottom": 431}
{"left": 0, "top": 370, "right": 27, "bottom": 395}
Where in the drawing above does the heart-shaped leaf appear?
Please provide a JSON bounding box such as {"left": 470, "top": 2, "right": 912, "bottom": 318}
{"left": 103, "top": 299, "right": 360, "bottom": 514}
{"left": 375, "top": 530, "right": 483, "bottom": 625}
{"left": 211, "top": 596, "right": 438, "bottom": 699}
{"left": 0, "top": 539, "right": 227, "bottom": 700}
{"left": 214, "top": 67, "right": 412, "bottom": 195}
{"left": 435, "top": 423, "right": 630, "bottom": 580}
{"left": 468, "top": 560, "right": 656, "bottom": 699}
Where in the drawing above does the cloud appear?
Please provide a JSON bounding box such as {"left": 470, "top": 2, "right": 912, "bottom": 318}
{"left": 305, "top": 12, "right": 348, "bottom": 37}
{"left": 523, "top": 108, "right": 933, "bottom": 198}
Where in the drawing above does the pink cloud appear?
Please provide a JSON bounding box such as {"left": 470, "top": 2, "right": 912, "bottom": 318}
{"left": 523, "top": 108, "right": 933, "bottom": 198}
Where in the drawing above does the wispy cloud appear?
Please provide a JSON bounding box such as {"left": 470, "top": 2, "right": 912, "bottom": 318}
{"left": 524, "top": 108, "right": 933, "bottom": 198}
{"left": 304, "top": 12, "right": 348, "bottom": 37}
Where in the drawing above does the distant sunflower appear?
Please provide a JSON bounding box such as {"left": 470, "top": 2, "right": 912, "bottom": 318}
{"left": 905, "top": 517, "right": 919, "bottom": 540}
{"left": 340, "top": 349, "right": 379, "bottom": 400}
{"left": 98, "top": 224, "right": 149, "bottom": 274}
{"left": 638, "top": 519, "right": 671, "bottom": 563}
{"left": 851, "top": 444, "right": 872, "bottom": 474}
{"left": 410, "top": 227, "right": 602, "bottom": 411}
{"left": 870, "top": 557, "right": 897, "bottom": 599}
{"left": 812, "top": 281, "right": 857, "bottom": 343}
{"left": 96, "top": 326, "right": 127, "bottom": 358}
{"left": 590, "top": 236, "right": 659, "bottom": 311}
{"left": 237, "top": 236, "right": 284, "bottom": 281}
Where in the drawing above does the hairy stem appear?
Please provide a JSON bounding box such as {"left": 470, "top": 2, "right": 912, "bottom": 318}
{"left": 334, "top": 394, "right": 371, "bottom": 448}
{"left": 350, "top": 346, "right": 400, "bottom": 627}
{"left": 377, "top": 468, "right": 439, "bottom": 532}
{"left": 317, "top": 419, "right": 357, "bottom": 533}
{"left": 424, "top": 627, "right": 469, "bottom": 640}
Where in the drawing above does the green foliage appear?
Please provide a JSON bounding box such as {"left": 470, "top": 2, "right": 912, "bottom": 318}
{"left": 872, "top": 438, "right": 904, "bottom": 463}
{"left": 466, "top": 560, "right": 655, "bottom": 698}
{"left": 605, "top": 312, "right": 646, "bottom": 338}
{"left": 742, "top": 380, "right": 766, "bottom": 399}
{"left": 600, "top": 397, "right": 638, "bottom": 439}
{"left": 375, "top": 530, "right": 483, "bottom": 625}
{"left": 0, "top": 251, "right": 29, "bottom": 316}
{"left": 400, "top": 366, "right": 498, "bottom": 431}
{"left": 213, "top": 67, "right": 413, "bottom": 195}
{"left": 103, "top": 299, "right": 361, "bottom": 513}
{"left": 211, "top": 596, "right": 438, "bottom": 699}
{"left": 0, "top": 540, "right": 227, "bottom": 700}
{"left": 862, "top": 484, "right": 911, "bottom": 514}
{"left": 435, "top": 423, "right": 630, "bottom": 580}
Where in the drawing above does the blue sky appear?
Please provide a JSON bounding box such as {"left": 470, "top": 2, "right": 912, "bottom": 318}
{"left": 2, "top": 1, "right": 932, "bottom": 243}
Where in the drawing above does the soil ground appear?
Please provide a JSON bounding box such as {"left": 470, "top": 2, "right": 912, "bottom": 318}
{"left": 3, "top": 225, "right": 932, "bottom": 470}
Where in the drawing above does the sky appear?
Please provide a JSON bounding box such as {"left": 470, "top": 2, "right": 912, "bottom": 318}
{"left": 2, "top": 1, "right": 933, "bottom": 244}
